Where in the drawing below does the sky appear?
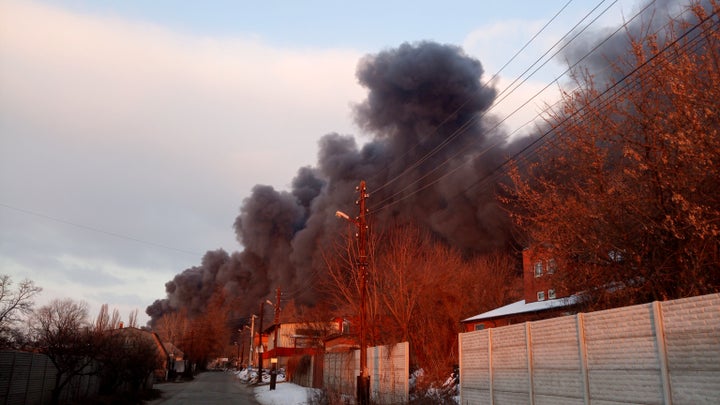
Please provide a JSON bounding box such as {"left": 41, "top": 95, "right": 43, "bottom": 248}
{"left": 0, "top": 0, "right": 651, "bottom": 326}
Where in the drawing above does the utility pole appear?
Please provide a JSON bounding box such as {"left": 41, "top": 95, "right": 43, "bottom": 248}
{"left": 270, "top": 287, "right": 281, "bottom": 390}
{"left": 336, "top": 180, "right": 370, "bottom": 404}
{"left": 238, "top": 337, "right": 243, "bottom": 367}
{"left": 357, "top": 181, "right": 370, "bottom": 405}
{"left": 257, "top": 302, "right": 264, "bottom": 384}
{"left": 249, "top": 315, "right": 256, "bottom": 368}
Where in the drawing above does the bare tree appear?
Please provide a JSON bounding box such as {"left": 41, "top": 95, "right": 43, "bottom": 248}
{"left": 155, "top": 309, "right": 189, "bottom": 347}
{"left": 94, "top": 304, "right": 110, "bottom": 332}
{"left": 0, "top": 275, "right": 42, "bottom": 346}
{"left": 32, "top": 299, "right": 94, "bottom": 405}
{"left": 127, "top": 309, "right": 139, "bottom": 328}
{"left": 94, "top": 303, "right": 123, "bottom": 333}
{"left": 323, "top": 223, "right": 522, "bottom": 386}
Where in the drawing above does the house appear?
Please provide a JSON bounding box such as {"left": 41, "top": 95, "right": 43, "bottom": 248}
{"left": 162, "top": 342, "right": 187, "bottom": 375}
{"left": 109, "top": 325, "right": 170, "bottom": 384}
{"left": 462, "top": 245, "right": 580, "bottom": 331}
{"left": 261, "top": 319, "right": 343, "bottom": 368}
{"left": 321, "top": 317, "right": 357, "bottom": 351}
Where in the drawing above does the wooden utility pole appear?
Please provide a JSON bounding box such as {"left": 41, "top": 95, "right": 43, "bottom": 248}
{"left": 257, "top": 301, "right": 264, "bottom": 383}
{"left": 335, "top": 180, "right": 370, "bottom": 404}
{"left": 270, "top": 287, "right": 281, "bottom": 390}
{"left": 249, "top": 314, "right": 256, "bottom": 367}
{"left": 357, "top": 181, "right": 369, "bottom": 405}
{"left": 273, "top": 288, "right": 281, "bottom": 352}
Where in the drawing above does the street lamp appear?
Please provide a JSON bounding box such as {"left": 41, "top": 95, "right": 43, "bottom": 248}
{"left": 265, "top": 291, "right": 281, "bottom": 391}
{"left": 257, "top": 299, "right": 274, "bottom": 385}
{"left": 335, "top": 180, "right": 370, "bottom": 405}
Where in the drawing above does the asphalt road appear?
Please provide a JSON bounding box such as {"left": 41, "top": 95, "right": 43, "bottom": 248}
{"left": 148, "top": 371, "right": 259, "bottom": 405}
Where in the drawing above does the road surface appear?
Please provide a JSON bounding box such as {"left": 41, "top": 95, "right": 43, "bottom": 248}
{"left": 148, "top": 371, "right": 259, "bottom": 405}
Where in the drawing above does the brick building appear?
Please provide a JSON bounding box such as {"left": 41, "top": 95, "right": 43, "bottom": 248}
{"left": 462, "top": 245, "right": 579, "bottom": 331}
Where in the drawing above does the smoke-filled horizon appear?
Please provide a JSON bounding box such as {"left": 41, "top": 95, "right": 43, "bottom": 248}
{"left": 146, "top": 0, "right": 689, "bottom": 323}
{"left": 145, "top": 41, "right": 522, "bottom": 323}
{"left": 147, "top": 0, "right": 692, "bottom": 320}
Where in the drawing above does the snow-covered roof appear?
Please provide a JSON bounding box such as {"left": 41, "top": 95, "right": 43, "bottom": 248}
{"left": 462, "top": 295, "right": 580, "bottom": 323}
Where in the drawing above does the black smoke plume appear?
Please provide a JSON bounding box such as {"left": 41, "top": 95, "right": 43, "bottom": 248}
{"left": 147, "top": 41, "right": 527, "bottom": 324}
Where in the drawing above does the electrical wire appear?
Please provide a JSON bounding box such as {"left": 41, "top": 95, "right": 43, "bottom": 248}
{"left": 368, "top": 0, "right": 624, "bottom": 211}
{"left": 368, "top": 0, "right": 579, "bottom": 195}
{"left": 0, "top": 202, "right": 203, "bottom": 256}
{"left": 455, "top": 5, "right": 720, "bottom": 202}
{"left": 369, "top": 0, "right": 656, "bottom": 214}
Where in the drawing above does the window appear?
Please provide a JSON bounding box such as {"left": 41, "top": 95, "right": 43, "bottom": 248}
{"left": 548, "top": 289, "right": 556, "bottom": 299}
{"left": 534, "top": 261, "right": 543, "bottom": 277}
{"left": 474, "top": 324, "right": 485, "bottom": 331}
{"left": 547, "top": 259, "right": 556, "bottom": 274}
{"left": 537, "top": 291, "right": 545, "bottom": 301}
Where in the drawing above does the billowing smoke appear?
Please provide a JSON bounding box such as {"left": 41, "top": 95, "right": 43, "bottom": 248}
{"left": 147, "top": 41, "right": 524, "bottom": 323}
{"left": 562, "top": 0, "right": 706, "bottom": 83}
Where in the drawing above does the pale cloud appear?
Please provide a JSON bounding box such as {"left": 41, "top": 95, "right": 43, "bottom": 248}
{"left": 55, "top": 254, "right": 175, "bottom": 324}
{"left": 0, "top": 0, "right": 365, "bottom": 324}
{"left": 0, "top": 255, "right": 160, "bottom": 325}
{"left": 463, "top": 19, "right": 565, "bottom": 137}
{"left": 463, "top": 19, "right": 551, "bottom": 77}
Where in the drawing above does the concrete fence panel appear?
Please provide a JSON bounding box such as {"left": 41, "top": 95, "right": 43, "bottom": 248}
{"left": 323, "top": 342, "right": 409, "bottom": 404}
{"left": 459, "top": 293, "right": 720, "bottom": 405}
{"left": 530, "top": 315, "right": 584, "bottom": 405}
{"left": 491, "top": 324, "right": 530, "bottom": 405}
{"left": 661, "top": 294, "right": 720, "bottom": 404}
{"left": 587, "top": 303, "right": 665, "bottom": 404}
{"left": 458, "top": 331, "right": 491, "bottom": 404}
{"left": 323, "top": 350, "right": 357, "bottom": 398}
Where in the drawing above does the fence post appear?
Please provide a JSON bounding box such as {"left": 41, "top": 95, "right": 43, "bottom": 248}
{"left": 652, "top": 301, "right": 672, "bottom": 405}
{"left": 576, "top": 313, "right": 590, "bottom": 405}
{"left": 488, "top": 328, "right": 494, "bottom": 405}
{"left": 458, "top": 334, "right": 464, "bottom": 405}
{"left": 526, "top": 322, "right": 535, "bottom": 405}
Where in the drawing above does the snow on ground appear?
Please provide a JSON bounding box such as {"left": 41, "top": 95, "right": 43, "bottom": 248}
{"left": 254, "top": 382, "right": 322, "bottom": 405}
{"left": 233, "top": 367, "right": 322, "bottom": 405}
{"left": 236, "top": 367, "right": 459, "bottom": 404}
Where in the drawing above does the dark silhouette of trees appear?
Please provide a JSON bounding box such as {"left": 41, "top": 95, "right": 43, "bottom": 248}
{"left": 31, "top": 299, "right": 95, "bottom": 405}
{"left": 505, "top": 2, "right": 720, "bottom": 310}
{"left": 94, "top": 328, "right": 162, "bottom": 396}
{"left": 0, "top": 274, "right": 41, "bottom": 348}
{"left": 30, "top": 300, "right": 158, "bottom": 403}
{"left": 92, "top": 304, "right": 163, "bottom": 397}
{"left": 153, "top": 289, "right": 231, "bottom": 372}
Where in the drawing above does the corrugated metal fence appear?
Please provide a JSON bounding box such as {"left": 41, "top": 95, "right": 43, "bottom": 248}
{"left": 0, "top": 351, "right": 100, "bottom": 405}
{"left": 459, "top": 293, "right": 720, "bottom": 404}
{"left": 0, "top": 351, "right": 55, "bottom": 405}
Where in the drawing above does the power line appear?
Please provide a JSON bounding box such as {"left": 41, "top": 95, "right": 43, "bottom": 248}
{"left": 368, "top": 0, "right": 622, "bottom": 212}
{"left": 373, "top": 0, "right": 717, "bottom": 215}
{"left": 457, "top": 4, "right": 720, "bottom": 201}
{"left": 0, "top": 202, "right": 203, "bottom": 256}
{"left": 369, "top": 0, "right": 651, "bottom": 215}
{"left": 368, "top": 0, "right": 580, "bottom": 195}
